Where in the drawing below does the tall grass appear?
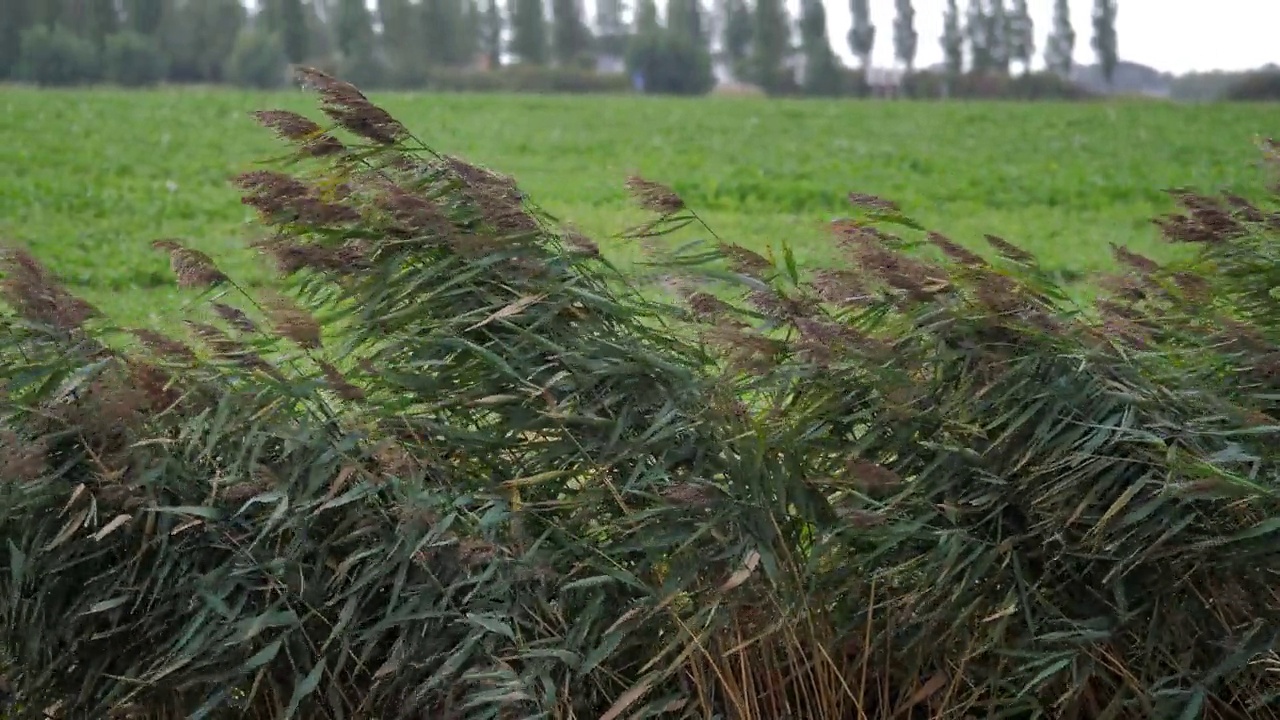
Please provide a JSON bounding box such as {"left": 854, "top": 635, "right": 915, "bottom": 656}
{"left": 0, "top": 70, "right": 1277, "bottom": 719}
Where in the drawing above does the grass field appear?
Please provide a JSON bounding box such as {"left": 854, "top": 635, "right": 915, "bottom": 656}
{"left": 1, "top": 87, "right": 1275, "bottom": 326}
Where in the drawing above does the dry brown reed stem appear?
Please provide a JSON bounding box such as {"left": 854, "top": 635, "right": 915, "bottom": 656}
{"left": 983, "top": 233, "right": 1035, "bottom": 263}
{"left": 718, "top": 242, "right": 773, "bottom": 277}
{"left": 844, "top": 459, "right": 902, "bottom": 492}
{"left": 233, "top": 171, "right": 360, "bottom": 227}
{"left": 561, "top": 226, "right": 601, "bottom": 258}
{"left": 250, "top": 109, "right": 346, "bottom": 157}
{"left": 847, "top": 192, "right": 901, "bottom": 212}
{"left": 1154, "top": 189, "right": 1258, "bottom": 243}
{"left": 701, "top": 322, "right": 786, "bottom": 373}
{"left": 433, "top": 156, "right": 541, "bottom": 242}
{"left": 1170, "top": 271, "right": 1211, "bottom": 302}
{"left": 184, "top": 321, "right": 278, "bottom": 377}
{"left": 1110, "top": 243, "right": 1161, "bottom": 274}
{"left": 294, "top": 66, "right": 408, "bottom": 145}
{"left": 212, "top": 303, "right": 258, "bottom": 334}
{"left": 151, "top": 239, "right": 229, "bottom": 289}
{"left": 685, "top": 291, "right": 735, "bottom": 322}
{"left": 126, "top": 359, "right": 182, "bottom": 412}
{"left": 0, "top": 429, "right": 46, "bottom": 482}
{"left": 0, "top": 247, "right": 100, "bottom": 331}
{"left": 375, "top": 183, "right": 456, "bottom": 239}
{"left": 625, "top": 175, "right": 686, "bottom": 215}
{"left": 251, "top": 236, "right": 370, "bottom": 276}
{"left": 809, "top": 269, "right": 873, "bottom": 307}
{"left": 660, "top": 482, "right": 721, "bottom": 508}
{"left": 832, "top": 222, "right": 945, "bottom": 301}
{"left": 264, "top": 296, "right": 322, "bottom": 350}
{"left": 318, "top": 361, "right": 365, "bottom": 401}
{"left": 746, "top": 289, "right": 819, "bottom": 320}
{"left": 445, "top": 156, "right": 521, "bottom": 200}
{"left": 128, "top": 328, "right": 197, "bottom": 363}
{"left": 928, "top": 232, "right": 987, "bottom": 267}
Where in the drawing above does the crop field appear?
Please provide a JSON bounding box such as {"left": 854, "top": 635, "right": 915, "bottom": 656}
{"left": 1, "top": 87, "right": 1275, "bottom": 325}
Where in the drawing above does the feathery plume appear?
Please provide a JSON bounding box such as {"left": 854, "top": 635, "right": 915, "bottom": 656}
{"left": 625, "top": 175, "right": 686, "bottom": 215}
{"left": 152, "top": 240, "right": 229, "bottom": 289}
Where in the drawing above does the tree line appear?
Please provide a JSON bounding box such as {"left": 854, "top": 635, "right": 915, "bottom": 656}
{"left": 0, "top": 0, "right": 1121, "bottom": 94}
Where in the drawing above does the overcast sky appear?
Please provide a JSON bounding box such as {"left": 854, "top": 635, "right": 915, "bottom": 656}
{"left": 341, "top": 0, "right": 1278, "bottom": 75}
{"left": 815, "top": 0, "right": 1279, "bottom": 74}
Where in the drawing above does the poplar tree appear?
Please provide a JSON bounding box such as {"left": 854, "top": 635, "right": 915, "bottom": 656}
{"left": 986, "top": 0, "right": 1009, "bottom": 74}
{"left": 1044, "top": 0, "right": 1074, "bottom": 76}
{"left": 940, "top": 0, "right": 963, "bottom": 77}
{"left": 551, "top": 0, "right": 590, "bottom": 65}
{"left": 666, "top": 0, "right": 704, "bottom": 47}
{"left": 893, "top": 0, "right": 916, "bottom": 71}
{"left": 633, "top": 0, "right": 658, "bottom": 34}
{"left": 1008, "top": 0, "right": 1034, "bottom": 74}
{"left": 126, "top": 0, "right": 166, "bottom": 36}
{"left": 799, "top": 0, "right": 841, "bottom": 94}
{"left": 595, "top": 0, "right": 626, "bottom": 54}
{"left": 1091, "top": 0, "right": 1117, "bottom": 85}
{"left": 510, "top": 0, "right": 548, "bottom": 64}
{"left": 377, "top": 0, "right": 419, "bottom": 73}
{"left": 847, "top": 0, "right": 874, "bottom": 70}
{"left": 1, "top": 0, "right": 36, "bottom": 77}
{"left": 266, "top": 0, "right": 310, "bottom": 64}
{"left": 481, "top": 0, "right": 503, "bottom": 67}
{"left": 721, "top": 0, "right": 751, "bottom": 74}
{"left": 752, "top": 0, "right": 790, "bottom": 92}
{"left": 966, "top": 0, "right": 990, "bottom": 73}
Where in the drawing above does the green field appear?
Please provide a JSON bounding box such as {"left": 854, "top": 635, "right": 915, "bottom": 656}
{"left": 1, "top": 88, "right": 1275, "bottom": 325}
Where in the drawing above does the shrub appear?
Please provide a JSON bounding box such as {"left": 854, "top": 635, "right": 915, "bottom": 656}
{"left": 0, "top": 70, "right": 1278, "bottom": 719}
{"left": 1225, "top": 70, "right": 1280, "bottom": 101}
{"left": 16, "top": 24, "right": 100, "bottom": 87}
{"left": 102, "top": 31, "right": 169, "bottom": 87}
{"left": 224, "top": 28, "right": 288, "bottom": 89}
{"left": 334, "top": 40, "right": 388, "bottom": 91}
{"left": 904, "top": 70, "right": 1093, "bottom": 100}
{"left": 426, "top": 65, "right": 633, "bottom": 94}
{"left": 626, "top": 30, "right": 715, "bottom": 96}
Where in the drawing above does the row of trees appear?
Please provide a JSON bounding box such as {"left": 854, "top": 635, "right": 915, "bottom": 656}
{"left": 0, "top": 0, "right": 1123, "bottom": 93}
{"left": 872, "top": 0, "right": 1119, "bottom": 84}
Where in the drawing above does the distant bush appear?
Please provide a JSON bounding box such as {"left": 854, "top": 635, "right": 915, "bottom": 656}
{"left": 426, "top": 65, "right": 632, "bottom": 94}
{"left": 626, "top": 30, "right": 715, "bottom": 96}
{"left": 16, "top": 24, "right": 100, "bottom": 87}
{"left": 334, "top": 42, "right": 388, "bottom": 92}
{"left": 1225, "top": 70, "right": 1280, "bottom": 101}
{"left": 904, "top": 70, "right": 1092, "bottom": 100}
{"left": 224, "top": 28, "right": 289, "bottom": 89}
{"left": 102, "top": 31, "right": 169, "bottom": 87}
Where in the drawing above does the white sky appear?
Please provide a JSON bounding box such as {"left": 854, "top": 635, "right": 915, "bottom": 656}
{"left": 814, "top": 0, "right": 1280, "bottom": 74}
{"left": 341, "top": 0, "right": 1278, "bottom": 75}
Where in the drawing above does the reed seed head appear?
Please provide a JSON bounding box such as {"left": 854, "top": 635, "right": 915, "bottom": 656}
{"left": 319, "top": 361, "right": 366, "bottom": 401}
{"left": 0, "top": 247, "right": 99, "bottom": 331}
{"left": 212, "top": 303, "right": 259, "bottom": 334}
{"left": 151, "top": 239, "right": 228, "bottom": 289}
{"left": 294, "top": 66, "right": 408, "bottom": 145}
{"left": 983, "top": 234, "right": 1035, "bottom": 263}
{"left": 128, "top": 328, "right": 197, "bottom": 363}
{"left": 717, "top": 242, "right": 773, "bottom": 278}
{"left": 1110, "top": 243, "right": 1161, "bottom": 274}
{"left": 265, "top": 296, "right": 322, "bottom": 350}
{"left": 185, "top": 321, "right": 278, "bottom": 376}
{"left": 847, "top": 192, "right": 901, "bottom": 213}
{"left": 928, "top": 232, "right": 987, "bottom": 267}
{"left": 250, "top": 109, "right": 345, "bottom": 157}
{"left": 625, "top": 175, "right": 685, "bottom": 215}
